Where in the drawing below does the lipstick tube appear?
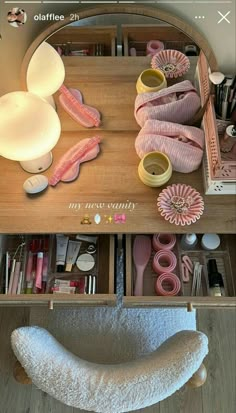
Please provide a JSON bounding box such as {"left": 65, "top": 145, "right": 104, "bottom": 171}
{"left": 35, "top": 252, "right": 44, "bottom": 290}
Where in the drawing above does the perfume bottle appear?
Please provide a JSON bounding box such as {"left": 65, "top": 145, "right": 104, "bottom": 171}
{"left": 207, "top": 259, "right": 225, "bottom": 297}
{"left": 180, "top": 234, "right": 198, "bottom": 250}
{"left": 220, "top": 124, "right": 236, "bottom": 161}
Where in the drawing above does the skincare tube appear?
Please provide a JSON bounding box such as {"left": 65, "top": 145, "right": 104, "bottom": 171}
{"left": 65, "top": 240, "right": 82, "bottom": 272}
{"left": 56, "top": 235, "right": 69, "bottom": 272}
{"left": 76, "top": 234, "right": 97, "bottom": 244}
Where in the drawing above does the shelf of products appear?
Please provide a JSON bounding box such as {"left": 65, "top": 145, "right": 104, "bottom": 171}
{"left": 195, "top": 53, "right": 236, "bottom": 194}
{"left": 121, "top": 24, "right": 199, "bottom": 57}
{"left": 0, "top": 234, "right": 116, "bottom": 307}
{"left": 47, "top": 26, "right": 117, "bottom": 56}
{"left": 124, "top": 233, "right": 236, "bottom": 308}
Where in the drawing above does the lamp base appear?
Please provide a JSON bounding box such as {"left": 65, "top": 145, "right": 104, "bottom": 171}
{"left": 20, "top": 152, "right": 53, "bottom": 173}
{"left": 43, "top": 95, "right": 56, "bottom": 110}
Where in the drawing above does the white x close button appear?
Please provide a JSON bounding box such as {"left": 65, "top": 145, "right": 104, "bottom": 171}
{"left": 217, "top": 11, "right": 231, "bottom": 24}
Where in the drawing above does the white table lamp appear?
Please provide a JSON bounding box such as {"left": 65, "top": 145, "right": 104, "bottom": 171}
{"left": 0, "top": 91, "right": 61, "bottom": 173}
{"left": 27, "top": 42, "right": 65, "bottom": 106}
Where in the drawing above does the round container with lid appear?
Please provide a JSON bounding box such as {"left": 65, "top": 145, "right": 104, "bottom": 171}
{"left": 76, "top": 253, "right": 95, "bottom": 272}
{"left": 201, "top": 234, "right": 221, "bottom": 250}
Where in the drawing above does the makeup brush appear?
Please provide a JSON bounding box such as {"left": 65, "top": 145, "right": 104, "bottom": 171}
{"left": 133, "top": 235, "right": 152, "bottom": 296}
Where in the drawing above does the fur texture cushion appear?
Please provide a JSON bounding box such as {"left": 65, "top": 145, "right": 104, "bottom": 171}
{"left": 11, "top": 327, "right": 208, "bottom": 413}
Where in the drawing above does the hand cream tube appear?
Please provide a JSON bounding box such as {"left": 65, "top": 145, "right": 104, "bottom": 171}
{"left": 56, "top": 234, "right": 69, "bottom": 272}
{"left": 65, "top": 240, "right": 82, "bottom": 271}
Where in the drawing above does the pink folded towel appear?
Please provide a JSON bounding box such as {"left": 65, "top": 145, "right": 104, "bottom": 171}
{"left": 134, "top": 80, "right": 201, "bottom": 127}
{"left": 135, "top": 119, "right": 204, "bottom": 173}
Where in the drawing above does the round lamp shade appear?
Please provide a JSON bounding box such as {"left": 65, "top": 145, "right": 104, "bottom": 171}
{"left": 27, "top": 42, "right": 65, "bottom": 97}
{"left": 0, "top": 92, "right": 61, "bottom": 161}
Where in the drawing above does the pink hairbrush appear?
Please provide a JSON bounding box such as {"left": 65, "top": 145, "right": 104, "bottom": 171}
{"left": 59, "top": 85, "right": 101, "bottom": 128}
{"left": 133, "top": 235, "right": 152, "bottom": 296}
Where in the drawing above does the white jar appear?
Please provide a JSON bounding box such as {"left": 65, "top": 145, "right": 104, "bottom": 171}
{"left": 201, "top": 234, "right": 220, "bottom": 250}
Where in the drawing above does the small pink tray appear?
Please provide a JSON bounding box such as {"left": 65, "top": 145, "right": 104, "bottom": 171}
{"left": 151, "top": 49, "right": 190, "bottom": 79}
{"left": 157, "top": 183, "right": 204, "bottom": 226}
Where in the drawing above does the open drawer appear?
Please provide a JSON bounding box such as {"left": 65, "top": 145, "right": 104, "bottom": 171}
{"left": 124, "top": 234, "right": 236, "bottom": 309}
{"left": 0, "top": 234, "right": 116, "bottom": 308}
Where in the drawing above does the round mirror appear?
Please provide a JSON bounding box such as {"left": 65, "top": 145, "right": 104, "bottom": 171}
{"left": 21, "top": 4, "right": 217, "bottom": 89}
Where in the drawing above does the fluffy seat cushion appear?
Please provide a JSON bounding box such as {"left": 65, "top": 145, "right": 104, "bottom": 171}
{"left": 11, "top": 327, "right": 208, "bottom": 413}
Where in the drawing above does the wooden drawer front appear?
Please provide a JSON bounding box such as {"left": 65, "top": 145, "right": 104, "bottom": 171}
{"left": 0, "top": 234, "right": 116, "bottom": 308}
{"left": 124, "top": 234, "right": 236, "bottom": 309}
{"left": 47, "top": 26, "right": 117, "bottom": 56}
{"left": 121, "top": 24, "right": 199, "bottom": 57}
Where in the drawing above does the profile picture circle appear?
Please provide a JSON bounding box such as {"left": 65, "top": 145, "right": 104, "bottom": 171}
{"left": 7, "top": 8, "right": 27, "bottom": 27}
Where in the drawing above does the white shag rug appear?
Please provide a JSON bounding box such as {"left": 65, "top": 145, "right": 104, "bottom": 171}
{"left": 30, "top": 252, "right": 196, "bottom": 364}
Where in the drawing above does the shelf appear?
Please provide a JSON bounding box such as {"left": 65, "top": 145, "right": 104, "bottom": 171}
{"left": 47, "top": 25, "right": 117, "bottom": 56}
{"left": 121, "top": 24, "right": 199, "bottom": 57}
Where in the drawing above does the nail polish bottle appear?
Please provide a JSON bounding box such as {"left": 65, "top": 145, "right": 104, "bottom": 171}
{"left": 208, "top": 259, "right": 225, "bottom": 297}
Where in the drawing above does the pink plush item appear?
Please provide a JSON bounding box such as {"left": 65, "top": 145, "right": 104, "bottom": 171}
{"left": 134, "top": 80, "right": 201, "bottom": 127}
{"left": 49, "top": 136, "right": 101, "bottom": 186}
{"left": 59, "top": 86, "right": 101, "bottom": 128}
{"left": 135, "top": 119, "right": 204, "bottom": 173}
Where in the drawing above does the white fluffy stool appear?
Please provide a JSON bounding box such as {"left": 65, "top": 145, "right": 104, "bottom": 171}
{"left": 11, "top": 323, "right": 208, "bottom": 412}
{"left": 11, "top": 253, "right": 208, "bottom": 412}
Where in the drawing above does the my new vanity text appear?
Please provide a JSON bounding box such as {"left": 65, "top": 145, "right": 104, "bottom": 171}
{"left": 69, "top": 201, "right": 138, "bottom": 212}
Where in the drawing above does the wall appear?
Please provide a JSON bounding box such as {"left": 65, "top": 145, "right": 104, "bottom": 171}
{"left": 0, "top": 1, "right": 235, "bottom": 95}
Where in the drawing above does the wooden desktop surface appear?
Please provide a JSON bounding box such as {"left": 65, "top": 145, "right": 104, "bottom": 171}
{"left": 0, "top": 57, "right": 235, "bottom": 234}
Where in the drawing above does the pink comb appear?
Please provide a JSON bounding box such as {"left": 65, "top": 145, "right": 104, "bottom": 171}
{"left": 133, "top": 235, "right": 152, "bottom": 296}
{"left": 49, "top": 136, "right": 101, "bottom": 186}
{"left": 59, "top": 85, "right": 101, "bottom": 127}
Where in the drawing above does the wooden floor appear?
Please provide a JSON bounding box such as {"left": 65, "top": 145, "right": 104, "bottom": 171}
{"left": 0, "top": 307, "right": 235, "bottom": 413}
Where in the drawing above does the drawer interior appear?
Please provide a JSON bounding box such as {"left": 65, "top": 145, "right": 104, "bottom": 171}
{"left": 125, "top": 234, "right": 236, "bottom": 308}
{"left": 0, "top": 234, "right": 115, "bottom": 306}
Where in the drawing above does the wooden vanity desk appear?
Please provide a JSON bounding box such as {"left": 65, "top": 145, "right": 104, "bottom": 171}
{"left": 0, "top": 56, "right": 235, "bottom": 234}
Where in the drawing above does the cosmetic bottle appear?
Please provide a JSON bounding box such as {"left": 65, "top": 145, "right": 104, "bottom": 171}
{"left": 220, "top": 108, "right": 236, "bottom": 161}
{"left": 208, "top": 259, "right": 225, "bottom": 297}
{"left": 180, "top": 234, "right": 198, "bottom": 250}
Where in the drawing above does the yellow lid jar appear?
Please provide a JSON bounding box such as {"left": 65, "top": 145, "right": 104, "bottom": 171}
{"left": 138, "top": 152, "right": 172, "bottom": 187}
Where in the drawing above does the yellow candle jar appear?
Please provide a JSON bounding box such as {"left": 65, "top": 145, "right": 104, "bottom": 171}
{"left": 138, "top": 152, "right": 172, "bottom": 187}
{"left": 136, "top": 69, "right": 167, "bottom": 94}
